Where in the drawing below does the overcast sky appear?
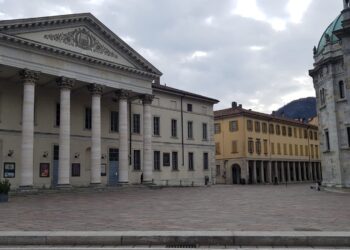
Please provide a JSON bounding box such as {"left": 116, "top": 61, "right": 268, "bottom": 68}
{"left": 0, "top": 0, "right": 343, "bottom": 112}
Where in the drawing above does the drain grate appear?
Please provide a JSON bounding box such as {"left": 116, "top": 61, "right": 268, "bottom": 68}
{"left": 165, "top": 244, "right": 198, "bottom": 248}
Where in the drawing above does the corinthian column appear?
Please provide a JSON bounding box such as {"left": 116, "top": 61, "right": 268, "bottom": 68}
{"left": 88, "top": 84, "right": 103, "bottom": 185}
{"left": 19, "top": 69, "right": 40, "bottom": 188}
{"left": 116, "top": 90, "right": 130, "bottom": 184}
{"left": 57, "top": 77, "right": 75, "bottom": 186}
{"left": 141, "top": 94, "right": 154, "bottom": 183}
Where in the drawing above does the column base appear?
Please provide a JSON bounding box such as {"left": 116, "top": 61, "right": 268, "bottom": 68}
{"left": 117, "top": 181, "right": 129, "bottom": 186}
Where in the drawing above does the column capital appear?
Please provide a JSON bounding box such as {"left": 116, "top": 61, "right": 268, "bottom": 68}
{"left": 140, "top": 94, "right": 154, "bottom": 105}
{"left": 115, "top": 89, "right": 130, "bottom": 100}
{"left": 88, "top": 83, "right": 103, "bottom": 95}
{"left": 57, "top": 77, "right": 75, "bottom": 89}
{"left": 19, "top": 69, "right": 40, "bottom": 84}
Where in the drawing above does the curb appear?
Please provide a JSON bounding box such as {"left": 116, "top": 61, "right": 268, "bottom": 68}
{"left": 0, "top": 231, "right": 349, "bottom": 247}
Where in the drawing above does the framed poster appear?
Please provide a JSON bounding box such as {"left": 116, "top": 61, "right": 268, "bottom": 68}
{"left": 71, "top": 163, "right": 80, "bottom": 177}
{"left": 40, "top": 163, "right": 50, "bottom": 177}
{"left": 101, "top": 164, "right": 106, "bottom": 176}
{"left": 4, "top": 162, "right": 15, "bottom": 178}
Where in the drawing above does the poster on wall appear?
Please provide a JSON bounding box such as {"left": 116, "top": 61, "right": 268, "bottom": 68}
{"left": 40, "top": 163, "right": 50, "bottom": 177}
{"left": 101, "top": 164, "right": 106, "bottom": 176}
{"left": 4, "top": 162, "right": 15, "bottom": 178}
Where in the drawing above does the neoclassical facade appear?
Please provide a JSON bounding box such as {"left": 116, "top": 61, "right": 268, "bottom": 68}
{"left": 215, "top": 103, "right": 321, "bottom": 185}
{"left": 309, "top": 1, "right": 350, "bottom": 187}
{"left": 0, "top": 13, "right": 218, "bottom": 189}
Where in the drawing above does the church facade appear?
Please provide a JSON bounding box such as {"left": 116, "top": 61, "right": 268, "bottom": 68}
{"left": 309, "top": 1, "right": 350, "bottom": 187}
{"left": 0, "top": 13, "right": 218, "bottom": 189}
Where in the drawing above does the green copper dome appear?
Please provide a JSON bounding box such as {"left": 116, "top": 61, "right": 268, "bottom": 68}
{"left": 317, "top": 14, "right": 344, "bottom": 54}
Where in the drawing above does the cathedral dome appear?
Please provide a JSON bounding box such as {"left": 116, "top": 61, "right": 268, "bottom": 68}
{"left": 316, "top": 14, "right": 344, "bottom": 54}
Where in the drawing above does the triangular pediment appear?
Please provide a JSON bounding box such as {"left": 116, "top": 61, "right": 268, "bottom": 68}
{"left": 0, "top": 13, "right": 162, "bottom": 76}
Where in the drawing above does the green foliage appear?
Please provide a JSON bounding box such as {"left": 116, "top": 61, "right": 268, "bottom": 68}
{"left": 0, "top": 179, "right": 11, "bottom": 194}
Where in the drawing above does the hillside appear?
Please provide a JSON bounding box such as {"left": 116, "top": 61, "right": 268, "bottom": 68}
{"left": 273, "top": 97, "right": 316, "bottom": 121}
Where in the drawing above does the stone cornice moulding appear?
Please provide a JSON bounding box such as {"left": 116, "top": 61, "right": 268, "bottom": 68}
{"left": 0, "top": 33, "right": 159, "bottom": 80}
{"left": 0, "top": 13, "right": 162, "bottom": 76}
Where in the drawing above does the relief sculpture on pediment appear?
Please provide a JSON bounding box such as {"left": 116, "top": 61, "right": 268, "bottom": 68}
{"left": 44, "top": 28, "right": 118, "bottom": 59}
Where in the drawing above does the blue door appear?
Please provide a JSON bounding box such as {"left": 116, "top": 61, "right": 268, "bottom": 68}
{"left": 52, "top": 145, "right": 59, "bottom": 187}
{"left": 108, "top": 148, "right": 119, "bottom": 185}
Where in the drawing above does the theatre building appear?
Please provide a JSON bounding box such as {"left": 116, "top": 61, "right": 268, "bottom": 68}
{"left": 214, "top": 103, "right": 321, "bottom": 185}
{"left": 0, "top": 13, "right": 218, "bottom": 189}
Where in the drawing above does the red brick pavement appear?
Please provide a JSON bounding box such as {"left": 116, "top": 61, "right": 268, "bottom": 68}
{"left": 0, "top": 184, "right": 349, "bottom": 231}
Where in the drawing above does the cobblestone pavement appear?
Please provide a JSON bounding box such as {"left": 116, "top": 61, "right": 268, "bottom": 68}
{"left": 1, "top": 184, "right": 349, "bottom": 231}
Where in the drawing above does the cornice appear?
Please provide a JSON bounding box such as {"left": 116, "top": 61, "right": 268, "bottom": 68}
{"left": 0, "top": 13, "right": 162, "bottom": 76}
{"left": 0, "top": 32, "right": 159, "bottom": 80}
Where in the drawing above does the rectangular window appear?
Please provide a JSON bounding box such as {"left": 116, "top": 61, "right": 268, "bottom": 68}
{"left": 55, "top": 103, "right": 60, "bottom": 127}
{"left": 85, "top": 107, "right": 92, "bottom": 129}
{"left": 310, "top": 144, "right": 314, "bottom": 158}
{"left": 133, "top": 150, "right": 141, "bottom": 170}
{"left": 187, "top": 121, "right": 193, "bottom": 139}
{"left": 262, "top": 122, "right": 267, "bottom": 133}
{"left": 133, "top": 114, "right": 141, "bottom": 134}
{"left": 231, "top": 140, "right": 238, "bottom": 153}
{"left": 248, "top": 138, "right": 254, "bottom": 154}
{"left": 305, "top": 145, "right": 309, "bottom": 156}
{"left": 256, "top": 139, "right": 261, "bottom": 155}
{"left": 247, "top": 120, "right": 253, "bottom": 131}
{"left": 172, "top": 152, "right": 178, "bottom": 170}
{"left": 276, "top": 125, "right": 281, "bottom": 135}
{"left": 152, "top": 116, "right": 160, "bottom": 136}
{"left": 277, "top": 143, "right": 281, "bottom": 155}
{"left": 188, "top": 152, "right": 194, "bottom": 171}
{"left": 229, "top": 120, "right": 238, "bottom": 132}
{"left": 300, "top": 145, "right": 304, "bottom": 156}
{"left": 271, "top": 142, "right": 275, "bottom": 155}
{"left": 347, "top": 127, "right": 350, "bottom": 147}
{"left": 289, "top": 144, "right": 293, "bottom": 156}
{"left": 154, "top": 151, "right": 160, "bottom": 171}
{"left": 282, "top": 126, "right": 287, "bottom": 136}
{"left": 288, "top": 127, "right": 292, "bottom": 137}
{"left": 215, "top": 143, "right": 220, "bottom": 155}
{"left": 110, "top": 111, "right": 118, "bottom": 132}
{"left": 299, "top": 128, "right": 303, "bottom": 138}
{"left": 203, "top": 152, "right": 209, "bottom": 170}
{"left": 314, "top": 131, "right": 318, "bottom": 140}
{"left": 216, "top": 165, "right": 220, "bottom": 176}
{"left": 315, "top": 145, "right": 319, "bottom": 158}
{"left": 339, "top": 81, "right": 345, "bottom": 99}
{"left": 263, "top": 139, "right": 268, "bottom": 155}
{"left": 71, "top": 163, "right": 81, "bottom": 177}
{"left": 255, "top": 121, "right": 261, "bottom": 132}
{"left": 304, "top": 129, "right": 308, "bottom": 139}
{"left": 325, "top": 129, "right": 330, "bottom": 151}
{"left": 309, "top": 130, "right": 313, "bottom": 140}
{"left": 320, "top": 88, "right": 326, "bottom": 106}
{"left": 214, "top": 123, "right": 221, "bottom": 134}
{"left": 202, "top": 123, "right": 208, "bottom": 140}
{"left": 283, "top": 143, "right": 287, "bottom": 155}
{"left": 171, "top": 119, "right": 177, "bottom": 137}
{"left": 269, "top": 124, "right": 274, "bottom": 134}
{"left": 187, "top": 103, "right": 193, "bottom": 112}
{"left": 294, "top": 127, "right": 297, "bottom": 138}
{"left": 295, "top": 144, "right": 299, "bottom": 156}
{"left": 163, "top": 153, "right": 170, "bottom": 166}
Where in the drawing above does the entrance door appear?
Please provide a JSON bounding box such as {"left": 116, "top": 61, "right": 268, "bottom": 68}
{"left": 52, "top": 145, "right": 59, "bottom": 187}
{"left": 108, "top": 148, "right": 119, "bottom": 185}
{"left": 232, "top": 164, "right": 241, "bottom": 184}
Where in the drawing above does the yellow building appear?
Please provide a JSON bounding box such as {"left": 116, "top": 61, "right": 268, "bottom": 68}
{"left": 214, "top": 103, "right": 321, "bottom": 185}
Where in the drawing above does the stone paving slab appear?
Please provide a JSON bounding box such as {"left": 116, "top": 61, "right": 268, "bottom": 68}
{"left": 0, "top": 184, "right": 350, "bottom": 231}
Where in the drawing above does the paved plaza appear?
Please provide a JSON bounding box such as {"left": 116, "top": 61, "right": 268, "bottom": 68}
{"left": 1, "top": 184, "right": 349, "bottom": 231}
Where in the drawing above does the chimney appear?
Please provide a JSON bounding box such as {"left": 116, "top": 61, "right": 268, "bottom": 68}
{"left": 231, "top": 102, "right": 237, "bottom": 108}
{"left": 238, "top": 104, "right": 242, "bottom": 108}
